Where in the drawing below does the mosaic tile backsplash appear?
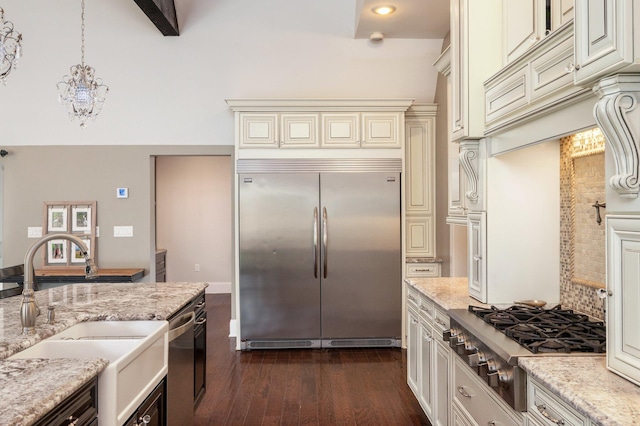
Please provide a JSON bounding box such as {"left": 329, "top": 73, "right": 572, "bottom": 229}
{"left": 559, "top": 130, "right": 606, "bottom": 320}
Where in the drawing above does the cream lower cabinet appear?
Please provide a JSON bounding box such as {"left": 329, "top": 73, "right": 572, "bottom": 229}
{"left": 467, "top": 212, "right": 487, "bottom": 302}
{"left": 527, "top": 376, "right": 590, "bottom": 426}
{"left": 405, "top": 284, "right": 450, "bottom": 425}
{"left": 606, "top": 215, "right": 640, "bottom": 386}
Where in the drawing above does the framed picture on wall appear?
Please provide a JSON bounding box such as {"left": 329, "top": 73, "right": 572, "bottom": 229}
{"left": 71, "top": 238, "right": 91, "bottom": 263}
{"left": 47, "top": 206, "right": 68, "bottom": 232}
{"left": 47, "top": 239, "right": 68, "bottom": 263}
{"left": 42, "top": 201, "right": 97, "bottom": 269}
{"left": 72, "top": 206, "right": 92, "bottom": 233}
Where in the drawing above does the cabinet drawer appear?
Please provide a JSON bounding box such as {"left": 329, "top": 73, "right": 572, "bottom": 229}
{"left": 35, "top": 377, "right": 98, "bottom": 426}
{"left": 418, "top": 295, "right": 434, "bottom": 322}
{"left": 406, "top": 263, "right": 440, "bottom": 277}
{"left": 528, "top": 378, "right": 588, "bottom": 426}
{"left": 406, "top": 286, "right": 420, "bottom": 311}
{"left": 432, "top": 306, "right": 450, "bottom": 336}
{"left": 452, "top": 357, "right": 520, "bottom": 426}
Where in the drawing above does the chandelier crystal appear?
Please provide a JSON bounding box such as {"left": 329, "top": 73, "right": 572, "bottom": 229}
{"left": 57, "top": 0, "right": 108, "bottom": 128}
{"left": 0, "top": 8, "right": 23, "bottom": 85}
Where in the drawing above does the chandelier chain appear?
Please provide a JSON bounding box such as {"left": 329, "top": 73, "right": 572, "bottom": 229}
{"left": 81, "top": 0, "right": 85, "bottom": 66}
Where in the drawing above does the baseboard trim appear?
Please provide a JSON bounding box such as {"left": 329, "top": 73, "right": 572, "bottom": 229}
{"left": 229, "top": 319, "right": 237, "bottom": 337}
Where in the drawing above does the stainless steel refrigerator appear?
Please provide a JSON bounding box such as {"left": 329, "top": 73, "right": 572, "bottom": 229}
{"left": 239, "top": 161, "right": 401, "bottom": 349}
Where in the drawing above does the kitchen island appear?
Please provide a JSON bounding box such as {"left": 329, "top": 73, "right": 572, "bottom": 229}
{"left": 406, "top": 277, "right": 640, "bottom": 426}
{"left": 0, "top": 281, "right": 207, "bottom": 425}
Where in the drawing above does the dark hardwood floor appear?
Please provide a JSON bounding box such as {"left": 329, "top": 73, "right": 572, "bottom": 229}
{"left": 194, "top": 294, "right": 430, "bottom": 426}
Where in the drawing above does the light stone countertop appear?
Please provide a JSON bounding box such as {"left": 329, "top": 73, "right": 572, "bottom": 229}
{"left": 519, "top": 356, "right": 640, "bottom": 426}
{"left": 405, "top": 276, "right": 490, "bottom": 310}
{"left": 0, "top": 281, "right": 208, "bottom": 426}
{"left": 405, "top": 276, "right": 640, "bottom": 425}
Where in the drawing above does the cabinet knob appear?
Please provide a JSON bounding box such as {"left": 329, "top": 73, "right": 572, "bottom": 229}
{"left": 138, "top": 414, "right": 151, "bottom": 425}
{"left": 473, "top": 255, "right": 482, "bottom": 261}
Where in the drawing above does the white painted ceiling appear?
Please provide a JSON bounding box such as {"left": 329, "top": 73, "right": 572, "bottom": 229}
{"left": 355, "top": 0, "right": 450, "bottom": 39}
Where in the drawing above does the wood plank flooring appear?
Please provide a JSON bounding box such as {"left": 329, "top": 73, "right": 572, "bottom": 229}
{"left": 194, "top": 294, "right": 430, "bottom": 426}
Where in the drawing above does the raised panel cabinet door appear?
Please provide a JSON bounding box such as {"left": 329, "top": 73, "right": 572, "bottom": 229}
{"left": 405, "top": 119, "right": 435, "bottom": 213}
{"left": 467, "top": 212, "right": 487, "bottom": 302}
{"left": 504, "top": 0, "right": 546, "bottom": 64}
{"left": 419, "top": 322, "right": 435, "bottom": 420}
{"left": 406, "top": 217, "right": 435, "bottom": 258}
{"left": 447, "top": 142, "right": 467, "bottom": 223}
{"left": 321, "top": 113, "right": 360, "bottom": 147}
{"left": 407, "top": 306, "right": 420, "bottom": 396}
{"left": 574, "top": 0, "right": 634, "bottom": 85}
{"left": 434, "top": 340, "right": 450, "bottom": 426}
{"left": 280, "top": 113, "right": 319, "bottom": 148}
{"left": 551, "top": 0, "right": 574, "bottom": 30}
{"left": 361, "top": 112, "right": 401, "bottom": 148}
{"left": 450, "top": 0, "right": 467, "bottom": 141}
{"left": 607, "top": 215, "right": 640, "bottom": 386}
{"left": 239, "top": 113, "right": 279, "bottom": 148}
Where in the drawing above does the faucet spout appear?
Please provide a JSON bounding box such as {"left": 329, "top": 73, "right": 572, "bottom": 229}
{"left": 21, "top": 233, "right": 98, "bottom": 334}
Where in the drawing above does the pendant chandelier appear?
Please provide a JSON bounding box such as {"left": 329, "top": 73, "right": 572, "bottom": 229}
{"left": 57, "top": 0, "right": 108, "bottom": 128}
{"left": 0, "top": 7, "right": 23, "bottom": 85}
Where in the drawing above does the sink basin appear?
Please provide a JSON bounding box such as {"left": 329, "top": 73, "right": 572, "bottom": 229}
{"left": 10, "top": 321, "right": 168, "bottom": 426}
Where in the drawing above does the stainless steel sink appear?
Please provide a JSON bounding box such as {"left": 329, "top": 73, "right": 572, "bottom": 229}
{"left": 10, "top": 320, "right": 168, "bottom": 425}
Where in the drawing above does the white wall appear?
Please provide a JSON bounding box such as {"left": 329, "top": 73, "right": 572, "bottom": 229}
{"left": 0, "top": 0, "right": 441, "bottom": 147}
{"left": 486, "top": 140, "right": 560, "bottom": 304}
{"left": 156, "top": 156, "right": 232, "bottom": 293}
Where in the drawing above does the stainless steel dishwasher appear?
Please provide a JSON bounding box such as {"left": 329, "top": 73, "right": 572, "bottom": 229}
{"left": 167, "top": 300, "right": 195, "bottom": 426}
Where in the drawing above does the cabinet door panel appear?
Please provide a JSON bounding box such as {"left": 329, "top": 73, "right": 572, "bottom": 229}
{"left": 574, "top": 0, "right": 633, "bottom": 85}
{"left": 419, "top": 323, "right": 434, "bottom": 418}
{"left": 239, "top": 113, "right": 279, "bottom": 148}
{"left": 361, "top": 113, "right": 401, "bottom": 148}
{"left": 280, "top": 114, "right": 319, "bottom": 148}
{"left": 322, "top": 113, "right": 359, "bottom": 147}
{"left": 467, "top": 212, "right": 487, "bottom": 302}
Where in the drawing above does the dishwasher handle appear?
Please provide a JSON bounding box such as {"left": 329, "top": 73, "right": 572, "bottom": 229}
{"left": 168, "top": 311, "right": 195, "bottom": 342}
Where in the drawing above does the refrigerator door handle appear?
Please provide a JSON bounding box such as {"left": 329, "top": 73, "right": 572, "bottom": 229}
{"left": 322, "top": 207, "right": 328, "bottom": 279}
{"left": 313, "top": 207, "right": 318, "bottom": 278}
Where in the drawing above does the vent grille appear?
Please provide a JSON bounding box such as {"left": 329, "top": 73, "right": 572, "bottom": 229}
{"left": 246, "top": 340, "right": 319, "bottom": 350}
{"left": 236, "top": 158, "right": 402, "bottom": 173}
{"left": 323, "top": 339, "right": 400, "bottom": 348}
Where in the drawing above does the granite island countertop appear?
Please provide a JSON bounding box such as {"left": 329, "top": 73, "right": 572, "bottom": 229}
{"left": 0, "top": 281, "right": 208, "bottom": 426}
{"left": 405, "top": 276, "right": 640, "bottom": 425}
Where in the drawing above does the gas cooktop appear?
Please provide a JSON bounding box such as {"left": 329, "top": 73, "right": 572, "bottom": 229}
{"left": 468, "top": 305, "right": 606, "bottom": 354}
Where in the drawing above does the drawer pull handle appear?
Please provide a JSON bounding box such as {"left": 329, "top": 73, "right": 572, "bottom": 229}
{"left": 408, "top": 295, "right": 417, "bottom": 302}
{"left": 536, "top": 403, "right": 565, "bottom": 425}
{"left": 487, "top": 422, "right": 496, "bottom": 426}
{"left": 195, "top": 317, "right": 207, "bottom": 325}
{"left": 457, "top": 385, "right": 472, "bottom": 398}
{"left": 419, "top": 305, "right": 430, "bottom": 312}
{"left": 435, "top": 318, "right": 447, "bottom": 327}
{"left": 414, "top": 268, "right": 432, "bottom": 272}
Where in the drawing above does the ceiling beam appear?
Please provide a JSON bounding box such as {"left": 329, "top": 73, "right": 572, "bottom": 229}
{"left": 132, "top": 0, "right": 179, "bottom": 36}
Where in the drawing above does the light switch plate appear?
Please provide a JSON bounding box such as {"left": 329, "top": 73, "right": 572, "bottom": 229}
{"left": 28, "top": 227, "right": 42, "bottom": 238}
{"left": 113, "top": 225, "right": 133, "bottom": 237}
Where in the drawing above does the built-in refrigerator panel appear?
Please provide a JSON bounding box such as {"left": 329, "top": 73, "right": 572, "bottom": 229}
{"left": 239, "top": 173, "right": 322, "bottom": 342}
{"left": 320, "top": 172, "right": 401, "bottom": 341}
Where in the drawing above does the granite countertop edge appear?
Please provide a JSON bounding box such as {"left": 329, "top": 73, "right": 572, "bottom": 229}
{"left": 0, "top": 281, "right": 208, "bottom": 426}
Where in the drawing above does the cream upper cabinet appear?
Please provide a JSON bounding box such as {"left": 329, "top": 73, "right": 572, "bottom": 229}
{"left": 280, "top": 114, "right": 319, "bottom": 148}
{"left": 238, "top": 113, "right": 279, "bottom": 148}
{"left": 450, "top": 0, "right": 502, "bottom": 142}
{"left": 606, "top": 215, "right": 640, "bottom": 387}
{"left": 227, "top": 99, "right": 412, "bottom": 151}
{"left": 504, "top": 0, "right": 575, "bottom": 65}
{"left": 467, "top": 212, "right": 487, "bottom": 302}
{"left": 573, "top": 0, "right": 636, "bottom": 86}
{"left": 322, "top": 113, "right": 360, "bottom": 148}
{"left": 504, "top": 0, "right": 546, "bottom": 64}
{"left": 405, "top": 105, "right": 437, "bottom": 258}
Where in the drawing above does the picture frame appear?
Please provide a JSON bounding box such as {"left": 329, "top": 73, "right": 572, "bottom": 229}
{"left": 42, "top": 201, "right": 97, "bottom": 269}
{"left": 47, "top": 206, "right": 68, "bottom": 232}
{"left": 72, "top": 206, "right": 92, "bottom": 233}
{"left": 71, "top": 238, "right": 91, "bottom": 263}
{"left": 47, "top": 239, "right": 68, "bottom": 263}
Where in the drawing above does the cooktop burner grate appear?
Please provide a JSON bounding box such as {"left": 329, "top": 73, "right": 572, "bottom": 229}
{"left": 468, "top": 305, "right": 606, "bottom": 354}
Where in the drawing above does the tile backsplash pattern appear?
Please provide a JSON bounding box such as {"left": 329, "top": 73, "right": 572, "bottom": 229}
{"left": 559, "top": 131, "right": 606, "bottom": 320}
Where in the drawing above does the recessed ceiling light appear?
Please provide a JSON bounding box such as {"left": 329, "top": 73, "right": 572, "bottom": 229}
{"left": 372, "top": 5, "right": 396, "bottom": 15}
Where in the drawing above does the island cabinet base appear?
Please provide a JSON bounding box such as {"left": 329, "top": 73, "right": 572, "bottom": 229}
{"left": 34, "top": 377, "right": 98, "bottom": 426}
{"left": 123, "top": 378, "right": 166, "bottom": 426}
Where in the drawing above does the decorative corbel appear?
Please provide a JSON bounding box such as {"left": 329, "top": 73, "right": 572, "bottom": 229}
{"left": 459, "top": 139, "right": 480, "bottom": 204}
{"left": 593, "top": 74, "right": 640, "bottom": 199}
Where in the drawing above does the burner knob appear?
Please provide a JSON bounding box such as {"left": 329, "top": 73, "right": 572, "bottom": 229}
{"left": 442, "top": 329, "right": 453, "bottom": 341}
{"left": 449, "top": 333, "right": 462, "bottom": 349}
{"left": 455, "top": 341, "right": 466, "bottom": 355}
{"left": 467, "top": 350, "right": 485, "bottom": 367}
{"left": 487, "top": 371, "right": 499, "bottom": 387}
{"left": 464, "top": 340, "right": 477, "bottom": 356}
{"left": 477, "top": 362, "right": 489, "bottom": 377}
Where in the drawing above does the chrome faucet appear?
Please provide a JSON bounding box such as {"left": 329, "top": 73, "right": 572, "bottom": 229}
{"left": 21, "top": 233, "right": 98, "bottom": 334}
